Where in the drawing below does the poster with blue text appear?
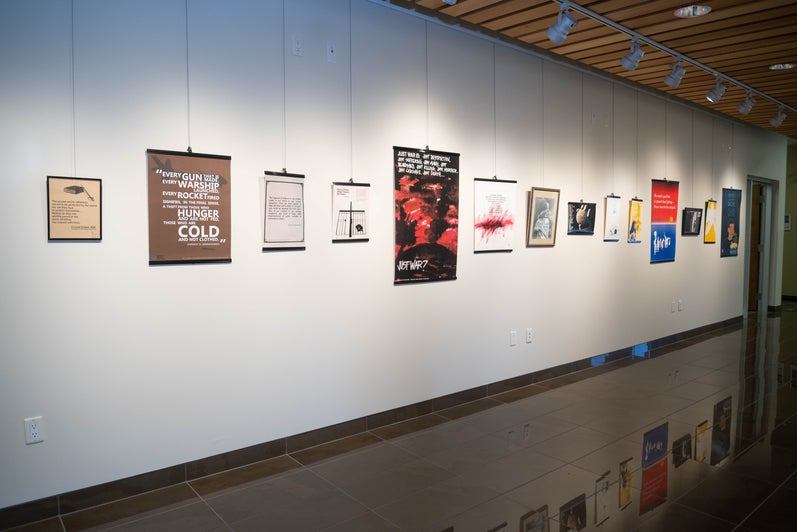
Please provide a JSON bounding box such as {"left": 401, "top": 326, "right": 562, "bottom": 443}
{"left": 394, "top": 146, "right": 460, "bottom": 283}
{"left": 720, "top": 188, "right": 741, "bottom": 257}
{"left": 650, "top": 180, "right": 679, "bottom": 263}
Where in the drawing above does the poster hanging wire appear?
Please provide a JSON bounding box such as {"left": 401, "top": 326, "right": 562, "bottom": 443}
{"left": 348, "top": 0, "right": 354, "bottom": 180}
{"left": 281, "top": 0, "right": 287, "bottom": 170}
{"left": 610, "top": 84, "right": 615, "bottom": 195}
{"left": 580, "top": 73, "right": 584, "bottom": 199}
{"left": 71, "top": 0, "right": 77, "bottom": 176}
{"left": 691, "top": 112, "right": 695, "bottom": 205}
{"left": 425, "top": 21, "right": 430, "bottom": 147}
{"left": 184, "top": 0, "right": 192, "bottom": 152}
{"left": 634, "top": 90, "right": 639, "bottom": 198}
{"left": 492, "top": 43, "right": 497, "bottom": 179}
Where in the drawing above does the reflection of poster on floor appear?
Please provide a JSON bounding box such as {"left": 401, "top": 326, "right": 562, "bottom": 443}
{"left": 595, "top": 471, "right": 611, "bottom": 526}
{"left": 604, "top": 195, "right": 621, "bottom": 242}
{"left": 640, "top": 422, "right": 668, "bottom": 515}
{"left": 695, "top": 420, "right": 709, "bottom": 463}
{"left": 720, "top": 189, "right": 741, "bottom": 257}
{"left": 672, "top": 433, "right": 692, "bottom": 468}
{"left": 558, "top": 493, "right": 587, "bottom": 531}
{"left": 473, "top": 178, "right": 516, "bottom": 253}
{"left": 146, "top": 149, "right": 231, "bottom": 264}
{"left": 710, "top": 396, "right": 732, "bottom": 465}
{"left": 618, "top": 457, "right": 633, "bottom": 509}
{"left": 263, "top": 172, "right": 305, "bottom": 250}
{"left": 331, "top": 182, "right": 370, "bottom": 242}
{"left": 628, "top": 198, "right": 643, "bottom": 243}
{"left": 704, "top": 199, "right": 717, "bottom": 243}
{"left": 520, "top": 505, "right": 549, "bottom": 532}
{"left": 650, "top": 180, "right": 678, "bottom": 263}
{"left": 394, "top": 146, "right": 459, "bottom": 283}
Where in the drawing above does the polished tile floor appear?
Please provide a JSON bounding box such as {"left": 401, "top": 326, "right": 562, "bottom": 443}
{"left": 9, "top": 308, "right": 797, "bottom": 531}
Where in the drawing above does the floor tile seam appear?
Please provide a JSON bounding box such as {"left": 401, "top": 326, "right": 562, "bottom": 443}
{"left": 184, "top": 480, "right": 235, "bottom": 532}
{"left": 192, "top": 453, "right": 305, "bottom": 502}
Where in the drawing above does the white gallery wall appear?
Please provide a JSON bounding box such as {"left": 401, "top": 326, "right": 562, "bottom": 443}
{"left": 0, "top": 0, "right": 788, "bottom": 509}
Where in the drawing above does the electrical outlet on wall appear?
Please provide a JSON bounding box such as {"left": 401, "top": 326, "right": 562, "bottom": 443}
{"left": 24, "top": 416, "right": 44, "bottom": 444}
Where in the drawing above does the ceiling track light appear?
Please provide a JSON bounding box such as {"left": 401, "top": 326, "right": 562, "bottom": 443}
{"left": 663, "top": 59, "right": 686, "bottom": 89}
{"left": 620, "top": 38, "right": 644, "bottom": 71}
{"left": 547, "top": 3, "right": 578, "bottom": 46}
{"left": 737, "top": 92, "right": 756, "bottom": 115}
{"left": 706, "top": 78, "right": 727, "bottom": 103}
{"left": 770, "top": 107, "right": 787, "bottom": 127}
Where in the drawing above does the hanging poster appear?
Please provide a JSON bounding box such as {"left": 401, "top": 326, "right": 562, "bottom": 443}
{"left": 650, "top": 180, "right": 679, "bottom": 263}
{"left": 628, "top": 198, "right": 643, "bottom": 243}
{"left": 681, "top": 208, "right": 702, "bottom": 236}
{"left": 527, "top": 187, "right": 560, "bottom": 247}
{"left": 146, "top": 149, "right": 231, "bottom": 264}
{"left": 473, "top": 178, "right": 516, "bottom": 253}
{"left": 618, "top": 457, "right": 633, "bottom": 509}
{"left": 567, "top": 201, "right": 596, "bottom": 235}
{"left": 704, "top": 199, "right": 717, "bottom": 243}
{"left": 710, "top": 396, "right": 732, "bottom": 465}
{"left": 720, "top": 188, "right": 741, "bottom": 257}
{"left": 263, "top": 171, "right": 305, "bottom": 250}
{"left": 394, "top": 146, "right": 459, "bottom": 283}
{"left": 47, "top": 176, "right": 102, "bottom": 240}
{"left": 332, "top": 182, "right": 370, "bottom": 242}
{"left": 604, "top": 195, "right": 621, "bottom": 241}
{"left": 639, "top": 422, "right": 668, "bottom": 515}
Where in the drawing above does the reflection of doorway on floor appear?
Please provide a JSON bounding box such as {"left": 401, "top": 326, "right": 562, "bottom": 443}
{"left": 748, "top": 184, "right": 762, "bottom": 311}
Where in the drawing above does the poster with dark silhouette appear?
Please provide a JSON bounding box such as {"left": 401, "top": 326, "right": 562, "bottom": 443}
{"left": 720, "top": 189, "right": 741, "bottom": 257}
{"left": 147, "top": 149, "right": 231, "bottom": 264}
{"left": 710, "top": 396, "right": 732, "bottom": 465}
{"left": 474, "top": 178, "right": 516, "bottom": 252}
{"left": 650, "top": 179, "right": 678, "bottom": 263}
{"left": 567, "top": 201, "right": 596, "bottom": 235}
{"left": 681, "top": 208, "right": 702, "bottom": 236}
{"left": 394, "top": 146, "right": 459, "bottom": 283}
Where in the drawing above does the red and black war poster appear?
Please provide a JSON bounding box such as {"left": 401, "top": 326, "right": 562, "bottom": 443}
{"left": 394, "top": 146, "right": 459, "bottom": 283}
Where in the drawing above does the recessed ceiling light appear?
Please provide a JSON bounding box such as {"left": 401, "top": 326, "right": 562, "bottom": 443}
{"left": 769, "top": 63, "right": 796, "bottom": 71}
{"left": 673, "top": 5, "right": 712, "bottom": 18}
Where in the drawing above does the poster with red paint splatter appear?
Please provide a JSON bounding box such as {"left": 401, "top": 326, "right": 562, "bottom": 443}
{"left": 474, "top": 178, "right": 516, "bottom": 253}
{"left": 394, "top": 146, "right": 459, "bottom": 283}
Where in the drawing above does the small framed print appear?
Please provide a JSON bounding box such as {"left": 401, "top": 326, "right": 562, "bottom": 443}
{"left": 682, "top": 208, "right": 702, "bottom": 236}
{"left": 527, "top": 187, "right": 559, "bottom": 247}
{"left": 332, "top": 181, "right": 370, "bottom": 242}
{"left": 567, "top": 201, "right": 596, "bottom": 235}
{"left": 47, "top": 176, "right": 102, "bottom": 240}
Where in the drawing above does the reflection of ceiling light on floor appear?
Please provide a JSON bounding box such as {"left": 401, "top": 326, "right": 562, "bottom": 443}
{"left": 673, "top": 5, "right": 712, "bottom": 18}
{"left": 769, "top": 63, "right": 796, "bottom": 71}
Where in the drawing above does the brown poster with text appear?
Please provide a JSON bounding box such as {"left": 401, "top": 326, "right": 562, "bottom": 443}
{"left": 147, "top": 149, "right": 231, "bottom": 264}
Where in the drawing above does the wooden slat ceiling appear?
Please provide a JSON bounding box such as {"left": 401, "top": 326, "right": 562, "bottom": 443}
{"left": 394, "top": 0, "right": 797, "bottom": 140}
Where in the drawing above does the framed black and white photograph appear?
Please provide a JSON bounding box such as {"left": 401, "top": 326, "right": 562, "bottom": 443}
{"left": 682, "top": 207, "right": 702, "bottom": 236}
{"left": 332, "top": 182, "right": 370, "bottom": 242}
{"left": 47, "top": 176, "right": 102, "bottom": 241}
{"left": 567, "top": 201, "right": 596, "bottom": 235}
{"left": 527, "top": 187, "right": 559, "bottom": 247}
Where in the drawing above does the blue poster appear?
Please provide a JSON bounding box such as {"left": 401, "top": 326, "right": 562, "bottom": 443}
{"left": 650, "top": 223, "right": 677, "bottom": 263}
{"left": 650, "top": 180, "right": 679, "bottom": 263}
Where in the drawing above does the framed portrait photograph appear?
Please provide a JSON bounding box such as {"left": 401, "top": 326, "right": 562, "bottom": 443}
{"left": 520, "top": 505, "right": 549, "bottom": 532}
{"left": 47, "top": 176, "right": 102, "bottom": 240}
{"left": 567, "top": 201, "right": 596, "bottom": 235}
{"left": 527, "top": 187, "right": 559, "bottom": 247}
{"left": 681, "top": 207, "right": 703, "bottom": 236}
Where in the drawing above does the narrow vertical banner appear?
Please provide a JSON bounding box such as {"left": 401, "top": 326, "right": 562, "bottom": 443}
{"left": 720, "top": 189, "right": 741, "bottom": 257}
{"left": 640, "top": 422, "right": 668, "bottom": 515}
{"left": 628, "top": 198, "right": 643, "bottom": 243}
{"left": 604, "top": 194, "right": 621, "bottom": 242}
{"left": 394, "top": 146, "right": 459, "bottom": 283}
{"left": 650, "top": 179, "right": 679, "bottom": 263}
{"left": 147, "top": 149, "right": 231, "bottom": 264}
{"left": 704, "top": 199, "right": 718, "bottom": 244}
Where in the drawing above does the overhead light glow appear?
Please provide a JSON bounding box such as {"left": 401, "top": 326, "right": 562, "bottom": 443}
{"left": 769, "top": 63, "right": 796, "bottom": 71}
{"left": 620, "top": 39, "right": 644, "bottom": 71}
{"left": 706, "top": 78, "right": 727, "bottom": 103}
{"left": 673, "top": 5, "right": 712, "bottom": 18}
{"left": 663, "top": 59, "right": 686, "bottom": 89}
{"left": 547, "top": 3, "right": 578, "bottom": 46}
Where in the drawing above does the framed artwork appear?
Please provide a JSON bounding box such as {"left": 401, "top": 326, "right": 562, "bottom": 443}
{"left": 650, "top": 179, "right": 679, "bottom": 263}
{"left": 394, "top": 146, "right": 459, "bottom": 283}
{"left": 720, "top": 188, "right": 741, "bottom": 257}
{"left": 520, "top": 505, "right": 548, "bottom": 532}
{"left": 694, "top": 420, "right": 709, "bottom": 463}
{"left": 681, "top": 208, "right": 702, "bottom": 236}
{"left": 263, "top": 171, "right": 306, "bottom": 250}
{"left": 704, "top": 199, "right": 717, "bottom": 243}
{"left": 618, "top": 458, "right": 632, "bottom": 510}
{"left": 527, "top": 187, "right": 559, "bottom": 247}
{"left": 595, "top": 471, "right": 611, "bottom": 526}
{"left": 146, "top": 149, "right": 231, "bottom": 264}
{"left": 604, "top": 195, "right": 621, "bottom": 242}
{"left": 710, "top": 396, "right": 732, "bottom": 465}
{"left": 567, "top": 201, "right": 596, "bottom": 235}
{"left": 474, "top": 178, "right": 517, "bottom": 253}
{"left": 672, "top": 433, "right": 692, "bottom": 468}
{"left": 628, "top": 198, "right": 643, "bottom": 243}
{"left": 47, "top": 176, "right": 102, "bottom": 240}
{"left": 332, "top": 182, "right": 370, "bottom": 242}
{"left": 558, "top": 494, "right": 586, "bottom": 531}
